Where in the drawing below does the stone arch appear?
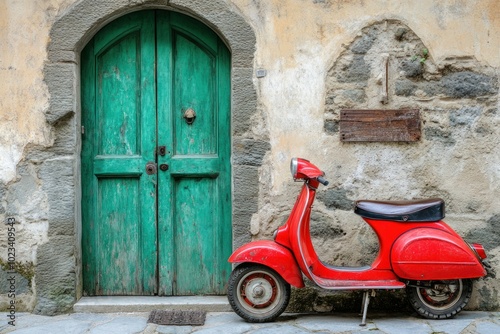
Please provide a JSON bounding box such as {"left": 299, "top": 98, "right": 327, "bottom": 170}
{"left": 323, "top": 19, "right": 433, "bottom": 134}
{"left": 38, "top": 0, "right": 262, "bottom": 314}
{"left": 323, "top": 19, "right": 497, "bottom": 137}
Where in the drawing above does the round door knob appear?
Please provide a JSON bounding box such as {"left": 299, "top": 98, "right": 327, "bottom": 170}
{"left": 145, "top": 162, "right": 157, "bottom": 175}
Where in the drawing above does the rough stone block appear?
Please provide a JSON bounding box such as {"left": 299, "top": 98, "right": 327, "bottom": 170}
{"left": 232, "top": 213, "right": 252, "bottom": 247}
{"left": 33, "top": 295, "right": 76, "bottom": 315}
{"left": 310, "top": 211, "right": 345, "bottom": 239}
{"left": 350, "top": 34, "right": 376, "bottom": 54}
{"left": 0, "top": 268, "right": 29, "bottom": 295}
{"left": 232, "top": 163, "right": 258, "bottom": 247}
{"left": 317, "top": 188, "right": 353, "bottom": 211}
{"left": 441, "top": 72, "right": 497, "bottom": 98}
{"left": 400, "top": 59, "right": 424, "bottom": 78}
{"left": 44, "top": 63, "right": 76, "bottom": 124}
{"left": 233, "top": 165, "right": 259, "bottom": 215}
{"left": 232, "top": 138, "right": 270, "bottom": 166}
{"left": 337, "top": 55, "right": 371, "bottom": 83}
{"left": 466, "top": 214, "right": 500, "bottom": 250}
{"left": 325, "top": 93, "right": 335, "bottom": 105}
{"left": 211, "top": 13, "right": 256, "bottom": 68}
{"left": 423, "top": 127, "right": 456, "bottom": 146}
{"left": 394, "top": 27, "right": 408, "bottom": 40}
{"left": 5, "top": 166, "right": 49, "bottom": 222}
{"left": 232, "top": 68, "right": 257, "bottom": 135}
{"left": 39, "top": 158, "right": 76, "bottom": 235}
{"left": 232, "top": 164, "right": 259, "bottom": 247}
{"left": 449, "top": 106, "right": 482, "bottom": 127}
{"left": 324, "top": 119, "right": 339, "bottom": 134}
{"left": 342, "top": 89, "right": 366, "bottom": 103}
{"left": 47, "top": 50, "right": 77, "bottom": 64}
{"left": 395, "top": 79, "right": 418, "bottom": 96}
{"left": 50, "top": 116, "right": 77, "bottom": 155}
{"left": 34, "top": 235, "right": 76, "bottom": 315}
{"left": 421, "top": 81, "right": 443, "bottom": 96}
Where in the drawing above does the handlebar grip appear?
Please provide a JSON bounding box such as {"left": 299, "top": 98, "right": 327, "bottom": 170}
{"left": 317, "top": 176, "right": 329, "bottom": 186}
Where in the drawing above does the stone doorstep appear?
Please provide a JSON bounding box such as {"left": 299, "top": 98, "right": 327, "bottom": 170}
{"left": 73, "top": 296, "right": 232, "bottom": 313}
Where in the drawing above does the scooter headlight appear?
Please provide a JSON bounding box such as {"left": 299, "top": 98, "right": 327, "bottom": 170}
{"left": 290, "top": 158, "right": 298, "bottom": 179}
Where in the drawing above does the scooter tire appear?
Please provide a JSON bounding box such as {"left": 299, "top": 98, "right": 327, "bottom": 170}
{"left": 227, "top": 263, "right": 291, "bottom": 323}
{"left": 407, "top": 279, "right": 473, "bottom": 319}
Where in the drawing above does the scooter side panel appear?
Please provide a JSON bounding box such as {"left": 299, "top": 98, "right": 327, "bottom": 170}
{"left": 391, "top": 228, "right": 486, "bottom": 280}
{"left": 228, "top": 240, "right": 305, "bottom": 287}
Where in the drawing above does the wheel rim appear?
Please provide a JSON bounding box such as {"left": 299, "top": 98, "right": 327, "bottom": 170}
{"left": 416, "top": 280, "right": 463, "bottom": 310}
{"left": 236, "top": 270, "right": 282, "bottom": 314}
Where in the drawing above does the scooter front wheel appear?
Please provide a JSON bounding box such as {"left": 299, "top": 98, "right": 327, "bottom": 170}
{"left": 407, "top": 279, "right": 473, "bottom": 319}
{"left": 227, "top": 263, "right": 291, "bottom": 323}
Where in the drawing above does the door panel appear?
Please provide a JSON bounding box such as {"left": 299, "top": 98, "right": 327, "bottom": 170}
{"left": 82, "top": 10, "right": 231, "bottom": 296}
{"left": 174, "top": 178, "right": 218, "bottom": 294}
{"left": 82, "top": 11, "right": 157, "bottom": 295}
{"left": 96, "top": 178, "right": 141, "bottom": 293}
{"left": 97, "top": 33, "right": 140, "bottom": 155}
{"left": 173, "top": 32, "right": 216, "bottom": 155}
{"left": 157, "top": 11, "right": 231, "bottom": 295}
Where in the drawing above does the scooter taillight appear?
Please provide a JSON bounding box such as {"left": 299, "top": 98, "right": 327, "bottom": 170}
{"left": 471, "top": 243, "right": 487, "bottom": 259}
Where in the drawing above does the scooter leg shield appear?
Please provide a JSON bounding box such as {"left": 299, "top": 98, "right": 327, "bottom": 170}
{"left": 229, "top": 240, "right": 305, "bottom": 288}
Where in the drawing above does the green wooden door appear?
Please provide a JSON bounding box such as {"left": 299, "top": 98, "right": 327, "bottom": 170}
{"left": 81, "top": 10, "right": 231, "bottom": 296}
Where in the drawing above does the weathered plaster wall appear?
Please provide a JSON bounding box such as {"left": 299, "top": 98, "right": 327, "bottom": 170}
{"left": 0, "top": 0, "right": 75, "bottom": 312}
{"left": 237, "top": 0, "right": 500, "bottom": 311}
{"left": 0, "top": 1, "right": 59, "bottom": 183}
{"left": 0, "top": 0, "right": 499, "bottom": 314}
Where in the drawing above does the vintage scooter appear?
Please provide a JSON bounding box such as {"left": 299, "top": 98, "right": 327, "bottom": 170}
{"left": 227, "top": 158, "right": 489, "bottom": 324}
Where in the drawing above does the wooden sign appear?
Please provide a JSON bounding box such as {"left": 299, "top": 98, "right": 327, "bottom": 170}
{"left": 340, "top": 109, "right": 420, "bottom": 142}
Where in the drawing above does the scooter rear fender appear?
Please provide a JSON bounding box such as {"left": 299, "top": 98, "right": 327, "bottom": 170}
{"left": 229, "top": 240, "right": 305, "bottom": 288}
{"left": 391, "top": 227, "right": 487, "bottom": 280}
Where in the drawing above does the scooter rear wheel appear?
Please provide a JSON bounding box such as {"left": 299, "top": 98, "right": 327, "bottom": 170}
{"left": 227, "top": 263, "right": 291, "bottom": 323}
{"left": 407, "top": 279, "right": 473, "bottom": 319}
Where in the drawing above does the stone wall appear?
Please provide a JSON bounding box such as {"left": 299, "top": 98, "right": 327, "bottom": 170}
{"left": 306, "top": 20, "right": 499, "bottom": 311}
{"left": 0, "top": 0, "right": 499, "bottom": 314}
{"left": 244, "top": 2, "right": 500, "bottom": 311}
{"left": 251, "top": 18, "right": 499, "bottom": 312}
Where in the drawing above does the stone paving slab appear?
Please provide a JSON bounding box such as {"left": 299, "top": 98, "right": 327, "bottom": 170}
{"left": 1, "top": 311, "right": 499, "bottom": 334}
{"left": 73, "top": 296, "right": 232, "bottom": 313}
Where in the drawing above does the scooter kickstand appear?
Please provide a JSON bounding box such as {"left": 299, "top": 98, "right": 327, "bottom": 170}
{"left": 360, "top": 290, "right": 375, "bottom": 326}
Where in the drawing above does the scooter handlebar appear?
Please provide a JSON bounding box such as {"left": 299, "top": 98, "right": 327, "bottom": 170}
{"left": 317, "top": 176, "right": 329, "bottom": 186}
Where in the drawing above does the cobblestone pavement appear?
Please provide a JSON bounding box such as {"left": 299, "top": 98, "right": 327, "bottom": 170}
{"left": 1, "top": 311, "right": 499, "bottom": 334}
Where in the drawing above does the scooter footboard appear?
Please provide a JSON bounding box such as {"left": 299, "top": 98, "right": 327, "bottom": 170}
{"left": 391, "top": 228, "right": 487, "bottom": 280}
{"left": 229, "top": 240, "right": 305, "bottom": 287}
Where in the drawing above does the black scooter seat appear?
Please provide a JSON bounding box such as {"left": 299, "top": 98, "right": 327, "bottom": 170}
{"left": 354, "top": 198, "right": 445, "bottom": 222}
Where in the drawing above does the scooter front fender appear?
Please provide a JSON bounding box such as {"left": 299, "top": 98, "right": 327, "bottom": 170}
{"left": 229, "top": 240, "right": 305, "bottom": 288}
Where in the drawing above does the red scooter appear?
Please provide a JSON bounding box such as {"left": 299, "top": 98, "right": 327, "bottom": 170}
{"left": 227, "top": 158, "right": 489, "bottom": 324}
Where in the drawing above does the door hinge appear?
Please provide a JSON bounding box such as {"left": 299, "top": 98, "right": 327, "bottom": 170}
{"left": 81, "top": 126, "right": 85, "bottom": 135}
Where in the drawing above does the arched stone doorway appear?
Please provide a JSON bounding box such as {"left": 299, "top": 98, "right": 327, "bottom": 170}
{"left": 38, "top": 0, "right": 263, "bottom": 314}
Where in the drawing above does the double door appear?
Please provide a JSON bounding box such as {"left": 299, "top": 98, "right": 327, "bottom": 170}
{"left": 81, "top": 10, "right": 231, "bottom": 295}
